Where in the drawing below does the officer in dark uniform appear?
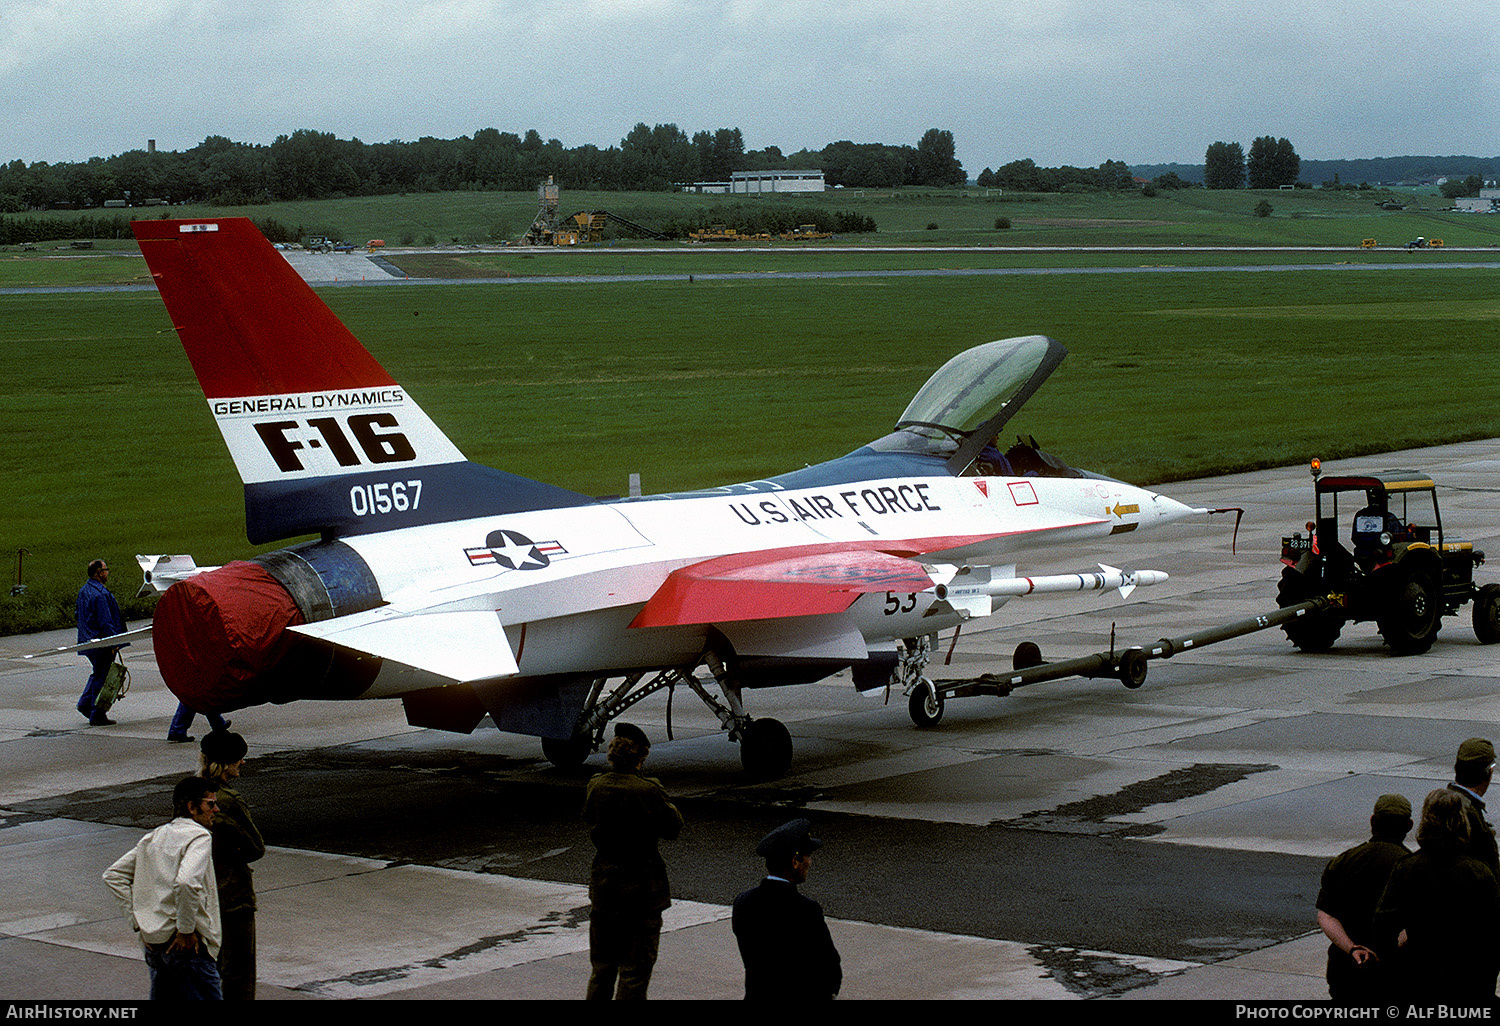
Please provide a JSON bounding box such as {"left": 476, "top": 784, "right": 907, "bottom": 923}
{"left": 1447, "top": 737, "right": 1499, "bottom": 873}
{"left": 1315, "top": 793, "right": 1412, "bottom": 1001}
{"left": 581, "top": 722, "right": 683, "bottom": 1000}
{"left": 732, "top": 818, "right": 841, "bottom": 1000}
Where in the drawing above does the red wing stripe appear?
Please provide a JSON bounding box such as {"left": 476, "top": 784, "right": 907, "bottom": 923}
{"left": 629, "top": 539, "right": 999, "bottom": 628}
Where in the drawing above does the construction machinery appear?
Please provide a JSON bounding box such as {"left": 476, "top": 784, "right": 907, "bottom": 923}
{"left": 522, "top": 176, "right": 667, "bottom": 245}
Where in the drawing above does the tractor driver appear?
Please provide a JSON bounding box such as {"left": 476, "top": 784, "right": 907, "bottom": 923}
{"left": 1351, "top": 490, "right": 1404, "bottom": 567}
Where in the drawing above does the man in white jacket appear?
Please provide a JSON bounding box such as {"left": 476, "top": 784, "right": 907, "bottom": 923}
{"left": 103, "top": 776, "right": 224, "bottom": 1000}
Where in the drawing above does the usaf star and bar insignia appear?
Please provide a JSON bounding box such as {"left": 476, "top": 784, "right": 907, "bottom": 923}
{"left": 464, "top": 529, "right": 567, "bottom": 570}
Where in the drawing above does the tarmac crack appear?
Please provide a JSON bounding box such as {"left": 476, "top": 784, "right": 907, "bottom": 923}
{"left": 1027, "top": 944, "right": 1189, "bottom": 997}
{"left": 1007, "top": 762, "right": 1277, "bottom": 836}
{"left": 292, "top": 904, "right": 593, "bottom": 995}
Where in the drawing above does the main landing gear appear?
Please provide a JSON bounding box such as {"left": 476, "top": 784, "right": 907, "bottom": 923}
{"left": 540, "top": 650, "right": 795, "bottom": 782}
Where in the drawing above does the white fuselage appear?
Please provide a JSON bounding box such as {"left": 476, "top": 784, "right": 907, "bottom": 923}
{"left": 315, "top": 472, "right": 1195, "bottom": 695}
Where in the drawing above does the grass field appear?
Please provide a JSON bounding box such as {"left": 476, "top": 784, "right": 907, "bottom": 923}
{"left": 4, "top": 190, "right": 1500, "bottom": 634}
{"left": 13, "top": 183, "right": 1500, "bottom": 251}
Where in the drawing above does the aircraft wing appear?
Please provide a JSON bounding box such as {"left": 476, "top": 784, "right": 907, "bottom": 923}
{"left": 630, "top": 548, "right": 939, "bottom": 628}
{"left": 289, "top": 608, "right": 518, "bottom": 684}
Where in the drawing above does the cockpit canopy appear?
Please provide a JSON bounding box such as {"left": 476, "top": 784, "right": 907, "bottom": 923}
{"left": 868, "top": 335, "right": 1067, "bottom": 475}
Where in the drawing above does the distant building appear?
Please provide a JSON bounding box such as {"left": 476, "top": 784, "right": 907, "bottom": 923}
{"left": 730, "top": 170, "right": 825, "bottom": 195}
{"left": 1456, "top": 188, "right": 1499, "bottom": 214}
{"left": 680, "top": 170, "right": 827, "bottom": 195}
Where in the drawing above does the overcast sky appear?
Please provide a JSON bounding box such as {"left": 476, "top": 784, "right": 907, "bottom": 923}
{"left": 4, "top": 0, "right": 1497, "bottom": 172}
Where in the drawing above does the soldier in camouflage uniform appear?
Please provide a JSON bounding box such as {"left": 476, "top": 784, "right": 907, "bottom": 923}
{"left": 582, "top": 722, "right": 683, "bottom": 1000}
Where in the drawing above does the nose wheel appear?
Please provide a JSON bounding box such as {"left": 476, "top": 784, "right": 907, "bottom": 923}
{"left": 908, "top": 682, "right": 944, "bottom": 727}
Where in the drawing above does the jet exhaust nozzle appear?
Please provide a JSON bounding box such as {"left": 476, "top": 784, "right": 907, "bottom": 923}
{"left": 151, "top": 541, "right": 384, "bottom": 713}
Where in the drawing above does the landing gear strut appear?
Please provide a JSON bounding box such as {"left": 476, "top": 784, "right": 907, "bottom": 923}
{"left": 703, "top": 650, "right": 793, "bottom": 781}
{"left": 895, "top": 635, "right": 944, "bottom": 728}
{"left": 539, "top": 651, "right": 795, "bottom": 781}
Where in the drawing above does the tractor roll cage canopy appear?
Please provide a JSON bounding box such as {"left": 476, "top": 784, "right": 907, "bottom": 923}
{"left": 1313, "top": 473, "right": 1443, "bottom": 547}
{"left": 1315, "top": 475, "right": 1437, "bottom": 497}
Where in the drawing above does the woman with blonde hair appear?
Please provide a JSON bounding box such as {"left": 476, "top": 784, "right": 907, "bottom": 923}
{"left": 199, "top": 730, "right": 264, "bottom": 1000}
{"left": 1375, "top": 788, "right": 1500, "bottom": 1000}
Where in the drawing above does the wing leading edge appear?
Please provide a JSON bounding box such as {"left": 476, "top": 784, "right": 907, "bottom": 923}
{"left": 630, "top": 548, "right": 943, "bottom": 628}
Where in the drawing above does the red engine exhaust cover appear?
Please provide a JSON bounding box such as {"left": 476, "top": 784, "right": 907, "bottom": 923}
{"left": 153, "top": 561, "right": 305, "bottom": 712}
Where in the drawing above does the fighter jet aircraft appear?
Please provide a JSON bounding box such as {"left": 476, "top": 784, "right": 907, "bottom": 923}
{"left": 75, "top": 218, "right": 1206, "bottom": 778}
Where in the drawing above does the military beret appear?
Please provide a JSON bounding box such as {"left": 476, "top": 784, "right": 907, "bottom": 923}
{"left": 1457, "top": 737, "right": 1495, "bottom": 767}
{"left": 614, "top": 722, "right": 650, "bottom": 749}
{"left": 756, "top": 818, "right": 823, "bottom": 860}
{"left": 201, "top": 729, "right": 247, "bottom": 764}
{"left": 1373, "top": 794, "right": 1411, "bottom": 818}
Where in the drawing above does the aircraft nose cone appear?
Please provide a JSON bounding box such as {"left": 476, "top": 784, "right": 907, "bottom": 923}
{"left": 1142, "top": 490, "right": 1203, "bottom": 524}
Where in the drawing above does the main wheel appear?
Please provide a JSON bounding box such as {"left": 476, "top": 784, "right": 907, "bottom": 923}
{"left": 1378, "top": 565, "right": 1441, "bottom": 655}
{"left": 1277, "top": 566, "right": 1341, "bottom": 652}
{"left": 908, "top": 682, "right": 945, "bottom": 727}
{"left": 1474, "top": 583, "right": 1500, "bottom": 645}
{"left": 541, "top": 734, "right": 591, "bottom": 769}
{"left": 740, "top": 718, "right": 793, "bottom": 781}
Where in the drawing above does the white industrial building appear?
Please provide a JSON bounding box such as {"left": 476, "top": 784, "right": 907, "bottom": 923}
{"left": 679, "top": 170, "right": 827, "bottom": 195}
{"left": 730, "top": 170, "right": 825, "bottom": 194}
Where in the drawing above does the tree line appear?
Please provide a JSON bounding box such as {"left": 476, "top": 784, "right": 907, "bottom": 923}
{"left": 1204, "top": 137, "right": 1301, "bottom": 190}
{"left": 972, "top": 142, "right": 1300, "bottom": 194}
{"left": 0, "top": 125, "right": 967, "bottom": 211}
{"left": 977, "top": 138, "right": 1300, "bottom": 193}
{"left": 973, "top": 158, "right": 1137, "bottom": 193}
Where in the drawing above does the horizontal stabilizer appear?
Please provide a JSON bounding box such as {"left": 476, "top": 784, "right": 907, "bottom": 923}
{"left": 631, "top": 548, "right": 936, "bottom": 628}
{"left": 290, "top": 608, "right": 519, "bottom": 684}
{"left": 25, "top": 625, "right": 154, "bottom": 659}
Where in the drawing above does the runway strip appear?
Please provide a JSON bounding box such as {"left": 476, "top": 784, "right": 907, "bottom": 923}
{"left": 4, "top": 250, "right": 1498, "bottom": 293}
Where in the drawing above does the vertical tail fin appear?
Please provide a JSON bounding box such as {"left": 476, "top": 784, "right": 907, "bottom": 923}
{"left": 133, "top": 218, "right": 592, "bottom": 543}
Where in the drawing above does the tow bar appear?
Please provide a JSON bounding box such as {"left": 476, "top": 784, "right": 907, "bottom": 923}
{"left": 908, "top": 597, "right": 1332, "bottom": 725}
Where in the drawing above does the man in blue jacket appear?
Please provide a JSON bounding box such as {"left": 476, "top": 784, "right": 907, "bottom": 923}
{"left": 76, "top": 559, "right": 125, "bottom": 725}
